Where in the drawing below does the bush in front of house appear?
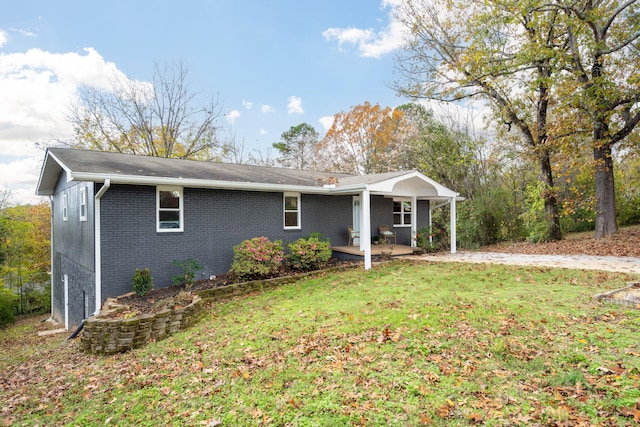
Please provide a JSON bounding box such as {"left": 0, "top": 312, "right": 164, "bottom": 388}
{"left": 230, "top": 237, "right": 284, "bottom": 280}
{"left": 172, "top": 259, "right": 204, "bottom": 292}
{"left": 286, "top": 236, "right": 332, "bottom": 271}
{"left": 415, "top": 226, "right": 448, "bottom": 253}
{"left": 132, "top": 268, "right": 154, "bottom": 296}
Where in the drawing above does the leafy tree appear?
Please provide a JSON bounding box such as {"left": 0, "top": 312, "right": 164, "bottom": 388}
{"left": 317, "top": 102, "right": 406, "bottom": 174}
{"left": 68, "top": 61, "right": 225, "bottom": 160}
{"left": 550, "top": 0, "right": 640, "bottom": 237}
{"left": 272, "top": 123, "right": 320, "bottom": 170}
{"left": 0, "top": 204, "right": 51, "bottom": 315}
{"left": 394, "top": 0, "right": 578, "bottom": 240}
{"left": 398, "top": 104, "right": 486, "bottom": 199}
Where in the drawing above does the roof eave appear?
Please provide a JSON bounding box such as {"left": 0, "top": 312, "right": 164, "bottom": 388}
{"left": 35, "top": 150, "right": 72, "bottom": 196}
{"left": 68, "top": 172, "right": 333, "bottom": 194}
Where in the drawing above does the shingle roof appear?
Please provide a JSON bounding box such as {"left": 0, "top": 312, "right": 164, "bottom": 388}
{"left": 46, "top": 148, "right": 354, "bottom": 187}
{"left": 37, "top": 148, "right": 459, "bottom": 199}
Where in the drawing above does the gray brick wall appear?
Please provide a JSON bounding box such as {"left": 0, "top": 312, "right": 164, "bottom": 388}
{"left": 99, "top": 186, "right": 355, "bottom": 302}
{"left": 97, "top": 185, "right": 434, "bottom": 305}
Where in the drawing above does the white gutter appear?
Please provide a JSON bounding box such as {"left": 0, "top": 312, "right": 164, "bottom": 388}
{"left": 93, "top": 179, "right": 110, "bottom": 315}
{"left": 69, "top": 172, "right": 337, "bottom": 195}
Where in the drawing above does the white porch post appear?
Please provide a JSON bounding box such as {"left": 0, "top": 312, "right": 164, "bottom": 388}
{"left": 428, "top": 203, "right": 433, "bottom": 244}
{"left": 359, "top": 190, "right": 372, "bottom": 270}
{"left": 450, "top": 197, "right": 457, "bottom": 253}
{"left": 411, "top": 196, "right": 417, "bottom": 247}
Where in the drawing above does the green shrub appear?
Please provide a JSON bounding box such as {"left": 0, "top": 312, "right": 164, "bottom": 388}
{"left": 0, "top": 282, "right": 18, "bottom": 328}
{"left": 132, "top": 268, "right": 154, "bottom": 296}
{"left": 286, "top": 236, "right": 332, "bottom": 271}
{"left": 230, "top": 237, "right": 284, "bottom": 280}
{"left": 414, "top": 226, "right": 448, "bottom": 253}
{"left": 172, "top": 259, "right": 203, "bottom": 291}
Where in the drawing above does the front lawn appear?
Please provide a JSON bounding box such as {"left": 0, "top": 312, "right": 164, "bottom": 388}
{"left": 1, "top": 260, "right": 639, "bottom": 426}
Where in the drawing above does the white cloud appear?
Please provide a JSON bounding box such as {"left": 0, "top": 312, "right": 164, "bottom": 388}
{"left": 226, "top": 109, "right": 241, "bottom": 124}
{"left": 259, "top": 129, "right": 268, "bottom": 135}
{"left": 0, "top": 47, "right": 147, "bottom": 204}
{"left": 287, "top": 96, "right": 304, "bottom": 115}
{"left": 0, "top": 30, "right": 7, "bottom": 47}
{"left": 322, "top": 1, "right": 405, "bottom": 58}
{"left": 319, "top": 116, "right": 335, "bottom": 131}
{"left": 242, "top": 100, "right": 253, "bottom": 109}
{"left": 0, "top": 156, "right": 46, "bottom": 205}
{"left": 261, "top": 104, "right": 275, "bottom": 114}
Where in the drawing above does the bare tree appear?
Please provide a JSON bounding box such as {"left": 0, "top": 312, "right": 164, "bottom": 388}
{"left": 68, "top": 61, "right": 225, "bottom": 160}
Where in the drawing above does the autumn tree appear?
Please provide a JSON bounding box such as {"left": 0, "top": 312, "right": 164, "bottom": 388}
{"left": 68, "top": 61, "right": 225, "bottom": 160}
{"left": 549, "top": 0, "right": 640, "bottom": 237}
{"left": 394, "top": 0, "right": 574, "bottom": 240}
{"left": 0, "top": 203, "right": 51, "bottom": 315}
{"left": 317, "top": 102, "right": 405, "bottom": 175}
{"left": 272, "top": 123, "right": 320, "bottom": 170}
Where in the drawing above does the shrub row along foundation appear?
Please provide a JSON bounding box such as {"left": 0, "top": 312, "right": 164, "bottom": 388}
{"left": 80, "top": 295, "right": 203, "bottom": 354}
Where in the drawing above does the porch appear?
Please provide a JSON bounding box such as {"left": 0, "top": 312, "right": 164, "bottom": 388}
{"left": 332, "top": 244, "right": 422, "bottom": 257}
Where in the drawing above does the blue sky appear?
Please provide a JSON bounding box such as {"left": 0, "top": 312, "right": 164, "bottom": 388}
{"left": 0, "top": 0, "right": 408, "bottom": 204}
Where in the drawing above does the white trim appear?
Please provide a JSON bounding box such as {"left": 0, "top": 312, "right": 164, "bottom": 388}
{"left": 360, "top": 190, "right": 372, "bottom": 270}
{"left": 62, "top": 170, "right": 461, "bottom": 198}
{"left": 94, "top": 179, "right": 110, "bottom": 315}
{"left": 283, "top": 192, "right": 301, "bottom": 230}
{"left": 393, "top": 199, "right": 413, "bottom": 227}
{"left": 157, "top": 186, "right": 184, "bottom": 233}
{"left": 450, "top": 197, "right": 457, "bottom": 254}
{"left": 411, "top": 196, "right": 417, "bottom": 247}
{"left": 79, "top": 187, "right": 87, "bottom": 222}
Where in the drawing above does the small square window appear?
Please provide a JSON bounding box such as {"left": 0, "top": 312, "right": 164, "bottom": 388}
{"left": 157, "top": 187, "right": 183, "bottom": 232}
{"left": 393, "top": 200, "right": 412, "bottom": 226}
{"left": 284, "top": 193, "right": 300, "bottom": 229}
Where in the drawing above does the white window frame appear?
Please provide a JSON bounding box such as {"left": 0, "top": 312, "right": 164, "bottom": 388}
{"left": 157, "top": 186, "right": 184, "bottom": 232}
{"left": 283, "top": 192, "right": 301, "bottom": 230}
{"left": 393, "top": 199, "right": 412, "bottom": 227}
{"left": 62, "top": 194, "right": 68, "bottom": 222}
{"left": 79, "top": 187, "right": 87, "bottom": 222}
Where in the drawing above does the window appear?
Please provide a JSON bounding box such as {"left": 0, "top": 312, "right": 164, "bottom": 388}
{"left": 157, "top": 186, "right": 183, "bottom": 232}
{"left": 79, "top": 187, "right": 87, "bottom": 221}
{"left": 62, "top": 194, "right": 68, "bottom": 221}
{"left": 393, "top": 200, "right": 412, "bottom": 226}
{"left": 283, "top": 193, "right": 300, "bottom": 229}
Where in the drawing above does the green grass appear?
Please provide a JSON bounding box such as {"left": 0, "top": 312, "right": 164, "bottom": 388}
{"left": 2, "top": 260, "right": 639, "bottom": 426}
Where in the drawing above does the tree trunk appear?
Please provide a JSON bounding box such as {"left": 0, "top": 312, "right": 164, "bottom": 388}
{"left": 593, "top": 141, "right": 617, "bottom": 238}
{"left": 539, "top": 149, "right": 562, "bottom": 241}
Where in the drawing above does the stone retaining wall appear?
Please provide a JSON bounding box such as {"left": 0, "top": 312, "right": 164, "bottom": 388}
{"left": 593, "top": 282, "right": 640, "bottom": 308}
{"left": 80, "top": 264, "right": 358, "bottom": 355}
{"left": 80, "top": 295, "right": 203, "bottom": 354}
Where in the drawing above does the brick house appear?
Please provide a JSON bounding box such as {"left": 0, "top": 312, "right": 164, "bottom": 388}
{"left": 36, "top": 148, "right": 460, "bottom": 329}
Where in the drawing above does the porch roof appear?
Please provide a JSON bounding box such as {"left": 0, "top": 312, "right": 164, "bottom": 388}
{"left": 36, "top": 148, "right": 459, "bottom": 200}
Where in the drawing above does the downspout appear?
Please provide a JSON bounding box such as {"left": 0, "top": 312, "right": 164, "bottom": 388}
{"left": 48, "top": 196, "right": 54, "bottom": 321}
{"left": 94, "top": 179, "right": 110, "bottom": 315}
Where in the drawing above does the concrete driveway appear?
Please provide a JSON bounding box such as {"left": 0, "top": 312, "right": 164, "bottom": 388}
{"left": 413, "top": 251, "right": 640, "bottom": 275}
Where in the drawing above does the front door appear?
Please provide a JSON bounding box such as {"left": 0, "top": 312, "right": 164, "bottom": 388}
{"left": 352, "top": 196, "right": 361, "bottom": 245}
